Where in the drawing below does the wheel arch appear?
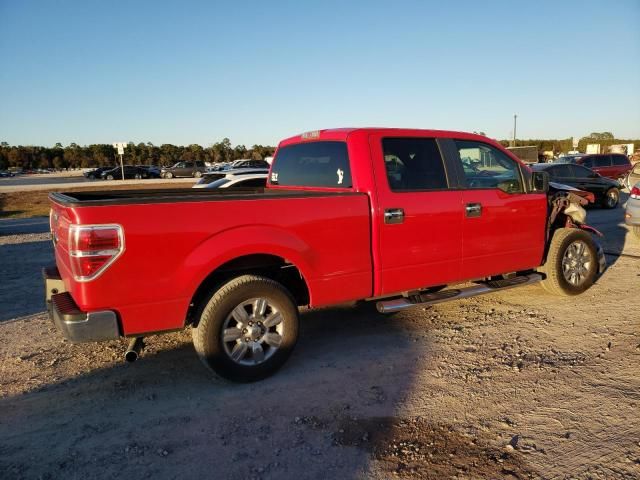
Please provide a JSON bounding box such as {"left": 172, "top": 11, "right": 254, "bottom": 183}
{"left": 186, "top": 253, "right": 310, "bottom": 327}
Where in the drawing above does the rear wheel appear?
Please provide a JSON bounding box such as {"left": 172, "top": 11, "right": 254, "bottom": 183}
{"left": 134, "top": 173, "right": 142, "bottom": 179}
{"left": 192, "top": 275, "right": 299, "bottom": 382}
{"left": 602, "top": 187, "right": 619, "bottom": 209}
{"left": 106, "top": 174, "right": 114, "bottom": 180}
{"left": 194, "top": 170, "right": 202, "bottom": 178}
{"left": 539, "top": 228, "right": 598, "bottom": 296}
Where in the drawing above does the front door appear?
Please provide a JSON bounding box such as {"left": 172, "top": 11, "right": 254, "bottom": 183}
{"left": 451, "top": 140, "right": 547, "bottom": 280}
{"left": 369, "top": 135, "right": 463, "bottom": 295}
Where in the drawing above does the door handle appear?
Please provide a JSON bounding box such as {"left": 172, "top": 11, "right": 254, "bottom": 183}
{"left": 465, "top": 203, "right": 482, "bottom": 218}
{"left": 384, "top": 208, "right": 404, "bottom": 224}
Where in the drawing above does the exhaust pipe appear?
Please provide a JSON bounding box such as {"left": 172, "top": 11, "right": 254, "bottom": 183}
{"left": 125, "top": 337, "right": 144, "bottom": 363}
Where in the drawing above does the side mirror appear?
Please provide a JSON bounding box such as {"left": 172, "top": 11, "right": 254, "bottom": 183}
{"left": 531, "top": 171, "right": 549, "bottom": 193}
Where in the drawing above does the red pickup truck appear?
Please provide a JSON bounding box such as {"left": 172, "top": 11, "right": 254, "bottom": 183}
{"left": 45, "top": 128, "right": 605, "bottom": 381}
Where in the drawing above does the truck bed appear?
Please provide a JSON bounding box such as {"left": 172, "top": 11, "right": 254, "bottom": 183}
{"left": 50, "top": 187, "right": 361, "bottom": 207}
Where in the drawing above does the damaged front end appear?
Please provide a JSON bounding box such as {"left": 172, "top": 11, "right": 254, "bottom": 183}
{"left": 547, "top": 181, "right": 606, "bottom": 274}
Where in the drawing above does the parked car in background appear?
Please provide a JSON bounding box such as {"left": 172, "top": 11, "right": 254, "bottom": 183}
{"left": 101, "top": 165, "right": 155, "bottom": 180}
{"left": 192, "top": 168, "right": 268, "bottom": 189}
{"left": 138, "top": 165, "right": 161, "bottom": 178}
{"left": 531, "top": 163, "right": 622, "bottom": 208}
{"left": 625, "top": 182, "right": 640, "bottom": 239}
{"left": 623, "top": 162, "right": 640, "bottom": 190}
{"left": 225, "top": 159, "right": 271, "bottom": 170}
{"left": 161, "top": 161, "right": 206, "bottom": 178}
{"left": 558, "top": 153, "right": 632, "bottom": 181}
{"left": 84, "top": 166, "right": 115, "bottom": 180}
{"left": 0, "top": 170, "right": 15, "bottom": 177}
{"left": 207, "top": 163, "right": 231, "bottom": 172}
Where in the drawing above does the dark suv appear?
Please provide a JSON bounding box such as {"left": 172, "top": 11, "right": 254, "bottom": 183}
{"left": 573, "top": 154, "right": 632, "bottom": 181}
{"left": 162, "top": 161, "right": 206, "bottom": 179}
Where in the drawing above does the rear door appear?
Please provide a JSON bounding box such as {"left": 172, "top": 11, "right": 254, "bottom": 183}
{"left": 592, "top": 155, "right": 614, "bottom": 178}
{"left": 369, "top": 134, "right": 463, "bottom": 294}
{"left": 610, "top": 154, "right": 631, "bottom": 178}
{"left": 450, "top": 139, "right": 547, "bottom": 279}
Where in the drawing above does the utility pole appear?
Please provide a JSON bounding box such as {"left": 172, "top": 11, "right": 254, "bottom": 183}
{"left": 113, "top": 143, "right": 126, "bottom": 180}
{"left": 512, "top": 114, "right": 518, "bottom": 147}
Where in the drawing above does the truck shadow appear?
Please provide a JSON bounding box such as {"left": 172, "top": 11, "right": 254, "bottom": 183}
{"left": 0, "top": 305, "right": 536, "bottom": 479}
{"left": 0, "top": 239, "right": 53, "bottom": 321}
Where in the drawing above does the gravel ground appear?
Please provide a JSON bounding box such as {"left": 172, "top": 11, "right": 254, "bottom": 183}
{"left": 0, "top": 209, "right": 639, "bottom": 479}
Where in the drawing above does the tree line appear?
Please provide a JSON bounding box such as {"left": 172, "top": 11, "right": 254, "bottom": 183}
{"left": 0, "top": 138, "right": 275, "bottom": 171}
{"left": 499, "top": 132, "right": 638, "bottom": 155}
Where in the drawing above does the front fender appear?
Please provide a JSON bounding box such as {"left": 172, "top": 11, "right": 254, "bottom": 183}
{"left": 176, "top": 224, "right": 316, "bottom": 300}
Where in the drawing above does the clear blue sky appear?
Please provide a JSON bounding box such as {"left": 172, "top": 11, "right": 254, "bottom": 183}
{"left": 1, "top": 0, "right": 639, "bottom": 147}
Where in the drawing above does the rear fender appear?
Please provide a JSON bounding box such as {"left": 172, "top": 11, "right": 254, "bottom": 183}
{"left": 176, "top": 225, "right": 315, "bottom": 301}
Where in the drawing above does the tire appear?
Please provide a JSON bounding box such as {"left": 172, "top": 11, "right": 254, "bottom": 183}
{"left": 134, "top": 173, "right": 141, "bottom": 179}
{"left": 194, "top": 170, "right": 202, "bottom": 178}
{"left": 165, "top": 172, "right": 173, "bottom": 179}
{"left": 539, "top": 228, "right": 598, "bottom": 296}
{"left": 601, "top": 187, "right": 619, "bottom": 209}
{"left": 88, "top": 174, "right": 95, "bottom": 180}
{"left": 106, "top": 174, "right": 114, "bottom": 180}
{"left": 192, "top": 275, "right": 299, "bottom": 382}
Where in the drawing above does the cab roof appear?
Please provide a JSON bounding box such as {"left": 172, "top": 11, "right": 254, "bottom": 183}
{"left": 278, "top": 128, "right": 495, "bottom": 147}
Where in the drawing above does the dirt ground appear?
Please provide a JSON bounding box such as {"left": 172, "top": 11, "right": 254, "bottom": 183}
{"left": 0, "top": 208, "right": 639, "bottom": 479}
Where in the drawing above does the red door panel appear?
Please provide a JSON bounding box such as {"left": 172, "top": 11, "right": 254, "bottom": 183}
{"left": 461, "top": 190, "right": 547, "bottom": 279}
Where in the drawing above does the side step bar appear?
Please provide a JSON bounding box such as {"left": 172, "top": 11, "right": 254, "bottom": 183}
{"left": 376, "top": 273, "right": 543, "bottom": 314}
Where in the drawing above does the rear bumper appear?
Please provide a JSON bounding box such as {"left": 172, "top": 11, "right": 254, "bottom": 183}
{"left": 43, "top": 266, "right": 121, "bottom": 342}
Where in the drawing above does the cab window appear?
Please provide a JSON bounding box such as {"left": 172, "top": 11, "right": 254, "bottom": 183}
{"left": 270, "top": 141, "right": 351, "bottom": 188}
{"left": 381, "top": 138, "right": 448, "bottom": 191}
{"left": 454, "top": 140, "right": 523, "bottom": 193}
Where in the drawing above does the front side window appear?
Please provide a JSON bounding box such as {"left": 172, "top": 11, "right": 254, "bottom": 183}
{"left": 593, "top": 156, "right": 610, "bottom": 167}
{"left": 381, "top": 138, "right": 448, "bottom": 191}
{"left": 270, "top": 141, "right": 351, "bottom": 188}
{"left": 582, "top": 157, "right": 594, "bottom": 168}
{"left": 454, "top": 140, "right": 523, "bottom": 193}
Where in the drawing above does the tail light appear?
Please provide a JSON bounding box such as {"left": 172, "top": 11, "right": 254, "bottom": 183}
{"left": 68, "top": 225, "right": 125, "bottom": 281}
{"left": 630, "top": 185, "right": 640, "bottom": 199}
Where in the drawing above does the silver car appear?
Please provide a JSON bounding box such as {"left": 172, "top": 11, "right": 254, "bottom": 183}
{"left": 625, "top": 181, "right": 640, "bottom": 239}
{"left": 624, "top": 162, "right": 640, "bottom": 190}
{"left": 192, "top": 168, "right": 268, "bottom": 189}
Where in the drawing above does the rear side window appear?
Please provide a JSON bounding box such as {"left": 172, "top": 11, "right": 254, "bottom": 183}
{"left": 382, "top": 138, "right": 448, "bottom": 191}
{"left": 611, "top": 155, "right": 629, "bottom": 166}
{"left": 270, "top": 141, "right": 351, "bottom": 188}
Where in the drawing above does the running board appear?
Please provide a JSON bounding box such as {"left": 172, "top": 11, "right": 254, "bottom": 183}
{"left": 376, "top": 273, "right": 543, "bottom": 314}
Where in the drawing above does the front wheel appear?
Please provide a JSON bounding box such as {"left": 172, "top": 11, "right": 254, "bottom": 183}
{"left": 165, "top": 172, "right": 173, "bottom": 179}
{"left": 106, "top": 174, "right": 114, "bottom": 180}
{"left": 134, "top": 173, "right": 142, "bottom": 179}
{"left": 194, "top": 170, "right": 202, "bottom": 178}
{"left": 539, "top": 228, "right": 598, "bottom": 296}
{"left": 192, "top": 275, "right": 299, "bottom": 382}
{"left": 602, "top": 187, "right": 619, "bottom": 209}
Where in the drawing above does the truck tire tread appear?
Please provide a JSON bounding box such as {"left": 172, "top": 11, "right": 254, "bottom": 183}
{"left": 539, "top": 228, "right": 598, "bottom": 296}
{"left": 192, "top": 274, "right": 299, "bottom": 382}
